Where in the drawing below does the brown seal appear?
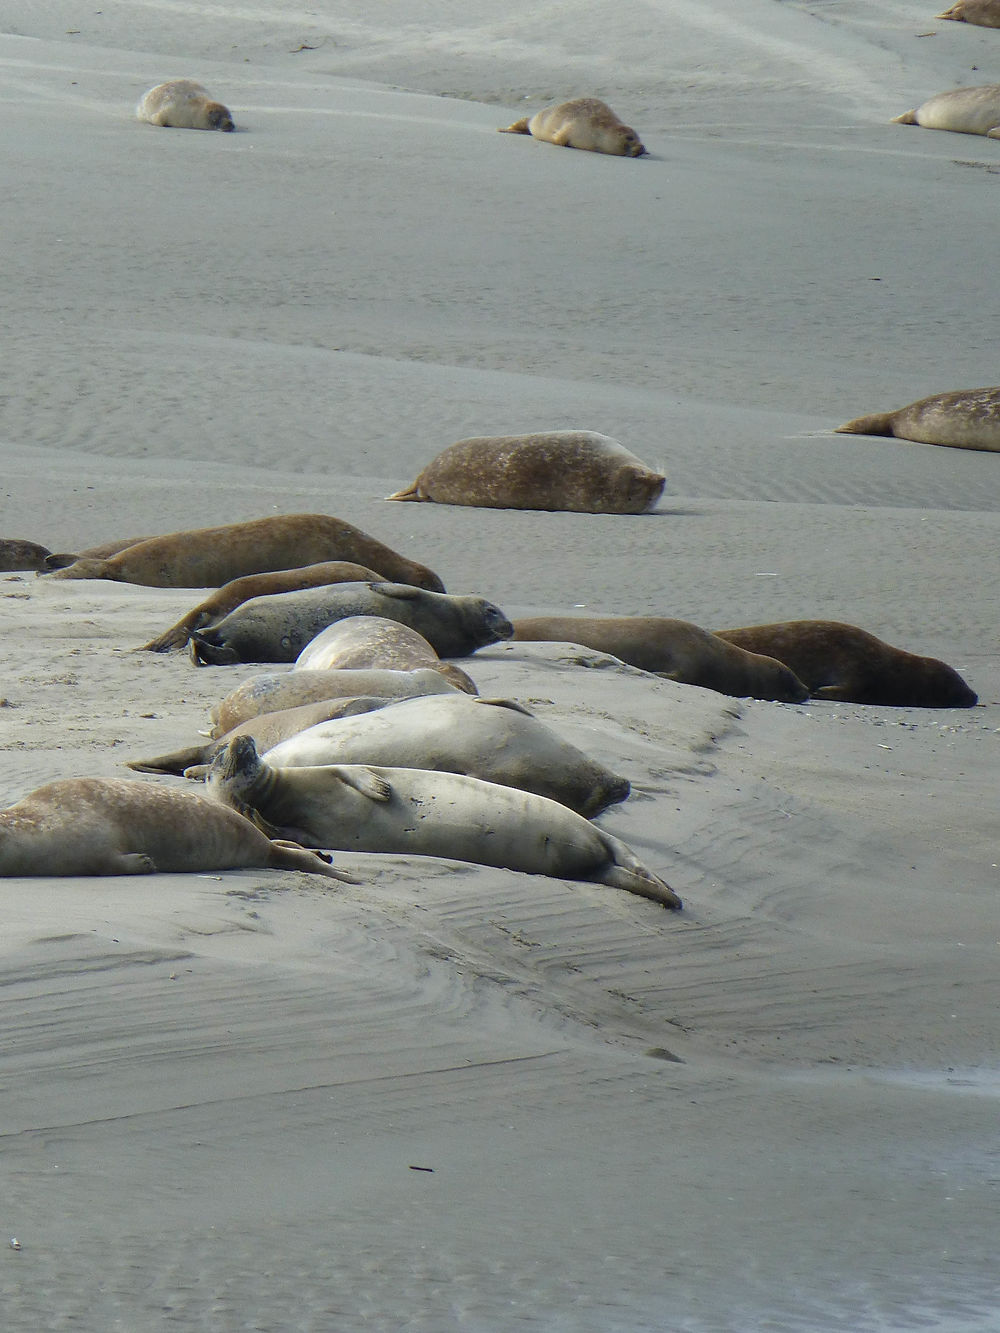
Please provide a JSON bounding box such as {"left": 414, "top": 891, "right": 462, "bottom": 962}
{"left": 936, "top": 2, "right": 1000, "bottom": 27}
{"left": 713, "top": 621, "right": 977, "bottom": 707}
{"left": 386, "top": 432, "right": 665, "bottom": 514}
{"left": 41, "top": 514, "right": 445, "bottom": 592}
{"left": 210, "top": 666, "right": 462, "bottom": 737}
{"left": 127, "top": 695, "right": 402, "bottom": 778}
{"left": 835, "top": 387, "right": 1000, "bottom": 452}
{"left": 141, "top": 561, "right": 384, "bottom": 652}
{"left": 512, "top": 616, "right": 809, "bottom": 702}
{"left": 292, "top": 615, "right": 478, "bottom": 693}
{"left": 498, "top": 98, "right": 646, "bottom": 156}
{"left": 0, "top": 776, "right": 354, "bottom": 879}
{"left": 0, "top": 539, "right": 53, "bottom": 572}
{"left": 136, "top": 80, "right": 235, "bottom": 132}
{"left": 891, "top": 85, "right": 1000, "bottom": 137}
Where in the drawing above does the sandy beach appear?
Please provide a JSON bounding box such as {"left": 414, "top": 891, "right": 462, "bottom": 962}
{"left": 1, "top": 3, "right": 999, "bottom": 1329}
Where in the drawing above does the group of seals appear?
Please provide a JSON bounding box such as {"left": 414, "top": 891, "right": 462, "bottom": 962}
{"left": 206, "top": 737, "right": 679, "bottom": 909}
{"left": 499, "top": 98, "right": 646, "bottom": 157}
{"left": 835, "top": 386, "right": 1000, "bottom": 453}
{"left": 136, "top": 80, "right": 234, "bottom": 132}
{"left": 386, "top": 432, "right": 666, "bottom": 515}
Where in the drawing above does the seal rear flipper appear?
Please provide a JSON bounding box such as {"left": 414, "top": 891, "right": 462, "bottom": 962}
{"left": 40, "top": 556, "right": 111, "bottom": 579}
{"left": 597, "top": 863, "right": 682, "bottom": 910}
{"left": 810, "top": 683, "right": 856, "bottom": 701}
{"left": 384, "top": 484, "right": 424, "bottom": 501}
{"left": 498, "top": 117, "right": 531, "bottom": 135}
{"left": 40, "top": 551, "right": 79, "bottom": 571}
{"left": 890, "top": 110, "right": 919, "bottom": 125}
{"left": 126, "top": 743, "right": 212, "bottom": 776}
{"left": 476, "top": 697, "right": 534, "bottom": 716}
{"left": 834, "top": 412, "right": 897, "bottom": 436}
{"left": 140, "top": 612, "right": 210, "bottom": 652}
{"left": 268, "top": 840, "right": 361, "bottom": 883}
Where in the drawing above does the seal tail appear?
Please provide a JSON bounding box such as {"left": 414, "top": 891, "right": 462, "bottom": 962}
{"left": 834, "top": 412, "right": 898, "bottom": 437}
{"left": 384, "top": 484, "right": 424, "bottom": 502}
{"left": 126, "top": 743, "right": 212, "bottom": 776}
{"left": 890, "top": 110, "right": 919, "bottom": 125}
{"left": 498, "top": 118, "right": 531, "bottom": 135}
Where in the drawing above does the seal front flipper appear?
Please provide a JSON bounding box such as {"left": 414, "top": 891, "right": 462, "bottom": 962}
{"left": 367, "top": 581, "right": 423, "bottom": 600}
{"left": 111, "top": 852, "right": 157, "bottom": 874}
{"left": 336, "top": 767, "right": 393, "bottom": 802}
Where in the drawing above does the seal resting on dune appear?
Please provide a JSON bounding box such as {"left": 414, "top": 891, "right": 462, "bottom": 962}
{"left": 136, "top": 80, "right": 234, "bottom": 131}
{"left": 498, "top": 98, "right": 646, "bottom": 156}
{"left": 713, "top": 621, "right": 977, "bottom": 708}
{"left": 386, "top": 432, "right": 665, "bottom": 514}
{"left": 207, "top": 736, "right": 680, "bottom": 909}
{"left": 835, "top": 387, "right": 1000, "bottom": 453}
{"left": 0, "top": 777, "right": 354, "bottom": 880}
{"left": 891, "top": 84, "right": 1000, "bottom": 137}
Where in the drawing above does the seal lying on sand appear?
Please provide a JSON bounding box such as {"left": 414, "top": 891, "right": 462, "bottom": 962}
{"left": 263, "top": 693, "right": 631, "bottom": 817}
{"left": 136, "top": 80, "right": 234, "bottom": 132}
{"left": 512, "top": 616, "right": 809, "bottom": 703}
{"left": 190, "top": 582, "right": 512, "bottom": 665}
{"left": 292, "top": 616, "right": 477, "bottom": 693}
{"left": 936, "top": 2, "right": 1000, "bottom": 28}
{"left": 386, "top": 432, "right": 665, "bottom": 514}
{"left": 207, "top": 737, "right": 680, "bottom": 909}
{"left": 891, "top": 84, "right": 1000, "bottom": 137}
{"left": 141, "top": 561, "right": 384, "bottom": 652}
{"left": 835, "top": 387, "right": 1000, "bottom": 452}
{"left": 209, "top": 666, "right": 460, "bottom": 736}
{"left": 713, "top": 621, "right": 977, "bottom": 707}
{"left": 499, "top": 98, "right": 646, "bottom": 156}
{"left": 0, "top": 777, "right": 353, "bottom": 880}
{"left": 0, "top": 539, "right": 53, "bottom": 572}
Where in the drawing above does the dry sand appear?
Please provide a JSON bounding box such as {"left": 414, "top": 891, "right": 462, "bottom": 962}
{"left": 1, "top": 3, "right": 999, "bottom": 1329}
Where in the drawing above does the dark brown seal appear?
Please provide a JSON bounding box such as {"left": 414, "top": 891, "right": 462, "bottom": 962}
{"left": 41, "top": 514, "right": 445, "bottom": 591}
{"left": 386, "top": 432, "right": 665, "bottom": 514}
{"left": 512, "top": 615, "right": 809, "bottom": 703}
{"left": 0, "top": 539, "right": 53, "bottom": 572}
{"left": 835, "top": 386, "right": 1000, "bottom": 453}
{"left": 713, "top": 621, "right": 977, "bottom": 707}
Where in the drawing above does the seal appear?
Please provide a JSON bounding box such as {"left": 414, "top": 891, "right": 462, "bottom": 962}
{"left": 127, "top": 695, "right": 405, "bottom": 778}
{"left": 136, "top": 80, "right": 235, "bottom": 132}
{"left": 210, "top": 666, "right": 462, "bottom": 737}
{"left": 512, "top": 616, "right": 809, "bottom": 703}
{"left": 0, "top": 539, "right": 53, "bottom": 573}
{"left": 189, "top": 582, "right": 513, "bottom": 665}
{"left": 0, "top": 776, "right": 354, "bottom": 880}
{"left": 498, "top": 98, "right": 646, "bottom": 156}
{"left": 207, "top": 736, "right": 680, "bottom": 909}
{"left": 936, "top": 1, "right": 1000, "bottom": 28}
{"left": 891, "top": 84, "right": 1000, "bottom": 137}
{"left": 713, "top": 621, "right": 977, "bottom": 707}
{"left": 835, "top": 386, "right": 1000, "bottom": 452}
{"left": 42, "top": 514, "right": 445, "bottom": 592}
{"left": 292, "top": 615, "right": 478, "bottom": 693}
{"left": 262, "top": 693, "right": 631, "bottom": 817}
{"left": 386, "top": 431, "right": 665, "bottom": 515}
{"left": 141, "top": 560, "right": 384, "bottom": 652}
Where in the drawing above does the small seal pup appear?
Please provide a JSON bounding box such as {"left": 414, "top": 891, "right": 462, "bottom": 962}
{"left": 498, "top": 98, "right": 646, "bottom": 157}
{"left": 292, "top": 616, "right": 478, "bottom": 693}
{"left": 386, "top": 432, "right": 665, "bottom": 514}
{"left": 936, "top": 1, "right": 1000, "bottom": 27}
{"left": 713, "top": 621, "right": 977, "bottom": 708}
{"left": 512, "top": 616, "right": 809, "bottom": 703}
{"left": 207, "top": 737, "right": 680, "bottom": 909}
{"left": 0, "top": 777, "right": 354, "bottom": 880}
{"left": 141, "top": 561, "right": 384, "bottom": 652}
{"left": 835, "top": 386, "right": 1000, "bottom": 452}
{"left": 43, "top": 514, "right": 445, "bottom": 592}
{"left": 190, "top": 582, "right": 513, "bottom": 665}
{"left": 262, "top": 694, "right": 631, "bottom": 817}
{"left": 210, "top": 666, "right": 461, "bottom": 736}
{"left": 891, "top": 85, "right": 1000, "bottom": 137}
{"left": 136, "top": 80, "right": 235, "bottom": 132}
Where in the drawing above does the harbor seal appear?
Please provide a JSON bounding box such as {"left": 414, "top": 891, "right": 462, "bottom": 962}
{"left": 891, "top": 84, "right": 1000, "bottom": 137}
{"left": 835, "top": 386, "right": 1000, "bottom": 452}
{"left": 262, "top": 693, "right": 631, "bottom": 817}
{"left": 386, "top": 432, "right": 665, "bottom": 514}
{"left": 292, "top": 616, "right": 478, "bottom": 693}
{"left": 141, "top": 561, "right": 384, "bottom": 652}
{"left": 498, "top": 98, "right": 646, "bottom": 157}
{"left": 0, "top": 539, "right": 53, "bottom": 572}
{"left": 713, "top": 621, "right": 977, "bottom": 708}
{"left": 936, "top": 2, "right": 1000, "bottom": 27}
{"left": 0, "top": 776, "right": 354, "bottom": 880}
{"left": 207, "top": 737, "right": 680, "bottom": 909}
{"left": 512, "top": 616, "right": 809, "bottom": 703}
{"left": 136, "top": 80, "right": 234, "bottom": 132}
{"left": 43, "top": 514, "right": 445, "bottom": 592}
{"left": 210, "top": 666, "right": 461, "bottom": 736}
{"left": 190, "top": 582, "right": 513, "bottom": 665}
{"left": 127, "top": 695, "right": 404, "bottom": 778}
